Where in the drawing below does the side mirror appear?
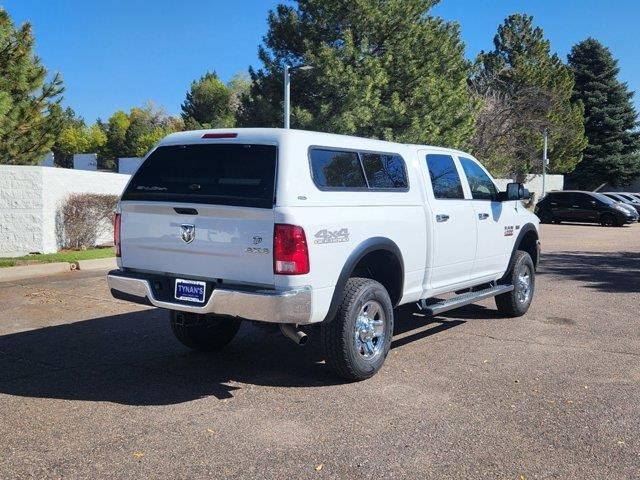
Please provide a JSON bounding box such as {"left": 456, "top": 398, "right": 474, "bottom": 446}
{"left": 499, "top": 182, "right": 531, "bottom": 201}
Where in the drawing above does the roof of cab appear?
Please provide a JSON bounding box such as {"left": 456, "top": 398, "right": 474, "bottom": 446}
{"left": 157, "top": 127, "right": 463, "bottom": 155}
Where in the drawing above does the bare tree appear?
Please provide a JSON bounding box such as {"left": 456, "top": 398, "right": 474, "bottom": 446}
{"left": 469, "top": 70, "right": 563, "bottom": 181}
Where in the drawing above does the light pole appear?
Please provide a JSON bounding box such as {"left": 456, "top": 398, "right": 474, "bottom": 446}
{"left": 284, "top": 64, "right": 313, "bottom": 129}
{"left": 542, "top": 129, "right": 549, "bottom": 198}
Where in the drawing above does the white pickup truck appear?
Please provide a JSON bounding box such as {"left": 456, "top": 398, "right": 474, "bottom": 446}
{"left": 108, "top": 128, "right": 540, "bottom": 380}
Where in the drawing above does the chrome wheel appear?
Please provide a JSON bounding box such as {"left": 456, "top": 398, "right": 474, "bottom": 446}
{"left": 516, "top": 266, "right": 532, "bottom": 304}
{"left": 354, "top": 300, "right": 386, "bottom": 360}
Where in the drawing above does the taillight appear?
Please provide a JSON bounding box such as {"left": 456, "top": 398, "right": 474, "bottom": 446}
{"left": 274, "top": 224, "right": 310, "bottom": 275}
{"left": 114, "top": 213, "right": 121, "bottom": 257}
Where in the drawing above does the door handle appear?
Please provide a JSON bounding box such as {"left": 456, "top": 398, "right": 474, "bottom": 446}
{"left": 436, "top": 214, "right": 450, "bottom": 223}
{"left": 478, "top": 213, "right": 489, "bottom": 220}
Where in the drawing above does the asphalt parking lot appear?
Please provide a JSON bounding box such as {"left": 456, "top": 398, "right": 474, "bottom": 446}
{"left": 1, "top": 223, "right": 639, "bottom": 479}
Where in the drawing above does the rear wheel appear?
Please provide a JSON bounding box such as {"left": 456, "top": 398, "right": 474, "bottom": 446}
{"left": 496, "top": 251, "right": 535, "bottom": 317}
{"left": 169, "top": 311, "right": 241, "bottom": 351}
{"left": 600, "top": 213, "right": 618, "bottom": 227}
{"left": 321, "top": 278, "right": 394, "bottom": 381}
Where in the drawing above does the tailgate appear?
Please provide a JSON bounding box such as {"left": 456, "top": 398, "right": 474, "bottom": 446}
{"left": 118, "top": 142, "right": 277, "bottom": 286}
{"left": 120, "top": 202, "right": 274, "bottom": 285}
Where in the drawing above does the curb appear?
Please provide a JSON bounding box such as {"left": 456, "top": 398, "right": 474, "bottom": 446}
{"left": 75, "top": 258, "right": 117, "bottom": 271}
{"left": 0, "top": 262, "right": 72, "bottom": 283}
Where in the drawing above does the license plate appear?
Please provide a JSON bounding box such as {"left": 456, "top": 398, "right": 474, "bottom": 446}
{"left": 174, "top": 279, "right": 206, "bottom": 303}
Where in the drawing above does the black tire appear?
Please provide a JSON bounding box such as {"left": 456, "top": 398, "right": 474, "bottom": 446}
{"left": 600, "top": 213, "right": 618, "bottom": 227}
{"left": 539, "top": 211, "right": 553, "bottom": 224}
{"left": 495, "top": 251, "right": 535, "bottom": 317}
{"left": 321, "top": 278, "right": 394, "bottom": 381}
{"left": 169, "top": 311, "right": 241, "bottom": 351}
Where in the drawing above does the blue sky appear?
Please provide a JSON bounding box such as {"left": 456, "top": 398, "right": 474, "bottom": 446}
{"left": 3, "top": 0, "right": 639, "bottom": 123}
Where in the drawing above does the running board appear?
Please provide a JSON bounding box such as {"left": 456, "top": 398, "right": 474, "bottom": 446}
{"left": 417, "top": 285, "right": 514, "bottom": 316}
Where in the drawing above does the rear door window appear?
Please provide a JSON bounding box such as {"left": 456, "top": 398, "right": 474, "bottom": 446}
{"left": 121, "top": 144, "right": 277, "bottom": 208}
{"left": 574, "top": 193, "right": 594, "bottom": 207}
{"left": 425, "top": 154, "right": 464, "bottom": 199}
{"left": 553, "top": 193, "right": 571, "bottom": 206}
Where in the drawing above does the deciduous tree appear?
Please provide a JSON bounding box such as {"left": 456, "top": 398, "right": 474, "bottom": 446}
{"left": 472, "top": 14, "right": 586, "bottom": 179}
{"left": 99, "top": 104, "right": 183, "bottom": 169}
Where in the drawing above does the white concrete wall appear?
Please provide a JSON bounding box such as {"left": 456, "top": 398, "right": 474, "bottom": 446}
{"left": 495, "top": 174, "right": 564, "bottom": 202}
{"left": 0, "top": 166, "right": 130, "bottom": 257}
{"left": 0, "top": 166, "right": 45, "bottom": 257}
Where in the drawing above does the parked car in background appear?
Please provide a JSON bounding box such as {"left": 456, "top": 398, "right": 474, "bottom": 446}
{"left": 535, "top": 191, "right": 638, "bottom": 226}
{"left": 602, "top": 192, "right": 640, "bottom": 215}
{"left": 624, "top": 192, "right": 640, "bottom": 202}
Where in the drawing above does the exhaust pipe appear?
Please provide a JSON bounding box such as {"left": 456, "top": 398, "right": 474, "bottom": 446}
{"left": 279, "top": 324, "right": 308, "bottom": 346}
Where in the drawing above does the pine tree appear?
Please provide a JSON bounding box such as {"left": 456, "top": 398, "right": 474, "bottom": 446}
{"left": 181, "top": 72, "right": 235, "bottom": 130}
{"left": 473, "top": 14, "right": 586, "bottom": 179}
{"left": 239, "top": 0, "right": 477, "bottom": 148}
{"left": 0, "top": 9, "right": 64, "bottom": 165}
{"left": 567, "top": 38, "right": 640, "bottom": 189}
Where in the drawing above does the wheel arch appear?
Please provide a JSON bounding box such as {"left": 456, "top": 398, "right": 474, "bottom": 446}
{"left": 322, "top": 237, "right": 405, "bottom": 323}
{"left": 510, "top": 223, "right": 540, "bottom": 271}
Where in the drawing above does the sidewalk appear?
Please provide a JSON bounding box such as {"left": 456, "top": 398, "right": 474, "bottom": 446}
{"left": 0, "top": 257, "right": 117, "bottom": 283}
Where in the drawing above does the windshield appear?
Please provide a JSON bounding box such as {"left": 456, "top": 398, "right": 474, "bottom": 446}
{"left": 593, "top": 193, "right": 616, "bottom": 205}
{"left": 618, "top": 194, "right": 636, "bottom": 202}
{"left": 121, "top": 144, "right": 277, "bottom": 208}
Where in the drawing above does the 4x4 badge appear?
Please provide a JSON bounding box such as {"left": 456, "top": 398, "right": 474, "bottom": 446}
{"left": 315, "top": 228, "right": 350, "bottom": 244}
{"left": 180, "top": 224, "right": 196, "bottom": 244}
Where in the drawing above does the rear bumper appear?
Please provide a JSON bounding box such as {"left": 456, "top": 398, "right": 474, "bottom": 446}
{"left": 107, "top": 270, "right": 312, "bottom": 324}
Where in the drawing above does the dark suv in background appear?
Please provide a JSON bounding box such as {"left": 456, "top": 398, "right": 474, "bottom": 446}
{"left": 535, "top": 191, "right": 638, "bottom": 226}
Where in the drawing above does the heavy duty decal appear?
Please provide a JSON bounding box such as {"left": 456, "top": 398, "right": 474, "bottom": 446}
{"left": 504, "top": 226, "right": 515, "bottom": 237}
{"left": 314, "top": 228, "right": 350, "bottom": 244}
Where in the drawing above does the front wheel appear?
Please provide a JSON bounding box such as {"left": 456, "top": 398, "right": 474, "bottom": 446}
{"left": 495, "top": 251, "right": 535, "bottom": 317}
{"left": 600, "top": 213, "right": 618, "bottom": 227}
{"left": 321, "top": 278, "right": 394, "bottom": 381}
{"left": 169, "top": 311, "right": 241, "bottom": 351}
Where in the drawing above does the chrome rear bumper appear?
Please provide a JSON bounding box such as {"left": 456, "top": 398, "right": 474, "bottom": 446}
{"left": 107, "top": 271, "right": 312, "bottom": 324}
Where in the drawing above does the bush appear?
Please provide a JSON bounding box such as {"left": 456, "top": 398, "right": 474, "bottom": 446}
{"left": 59, "top": 193, "right": 118, "bottom": 249}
